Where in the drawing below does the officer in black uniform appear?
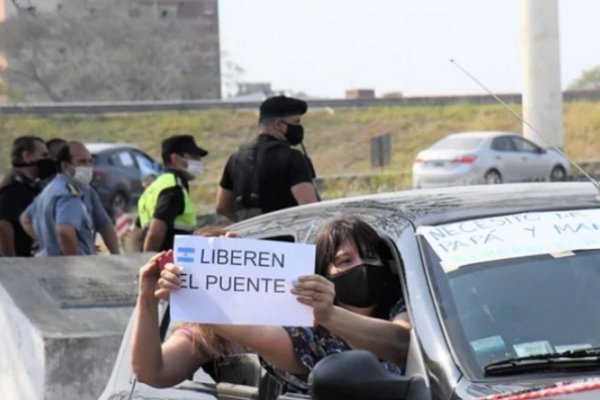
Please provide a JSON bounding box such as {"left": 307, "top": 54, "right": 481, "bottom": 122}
{"left": 0, "top": 136, "right": 53, "bottom": 257}
{"left": 216, "top": 95, "right": 319, "bottom": 222}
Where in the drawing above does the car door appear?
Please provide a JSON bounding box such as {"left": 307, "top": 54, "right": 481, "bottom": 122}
{"left": 508, "top": 136, "right": 548, "bottom": 181}
{"left": 488, "top": 136, "right": 521, "bottom": 182}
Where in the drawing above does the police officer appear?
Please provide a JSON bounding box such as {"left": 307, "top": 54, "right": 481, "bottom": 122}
{"left": 138, "top": 135, "right": 208, "bottom": 252}
{"left": 0, "top": 136, "right": 53, "bottom": 257}
{"left": 20, "top": 141, "right": 120, "bottom": 256}
{"left": 216, "top": 95, "right": 319, "bottom": 221}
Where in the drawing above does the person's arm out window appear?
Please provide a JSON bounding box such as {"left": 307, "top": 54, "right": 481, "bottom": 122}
{"left": 212, "top": 324, "right": 307, "bottom": 375}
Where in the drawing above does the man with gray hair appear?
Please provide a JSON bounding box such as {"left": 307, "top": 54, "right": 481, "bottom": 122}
{"left": 216, "top": 95, "right": 319, "bottom": 221}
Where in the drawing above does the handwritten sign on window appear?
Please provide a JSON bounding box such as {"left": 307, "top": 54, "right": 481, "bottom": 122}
{"left": 170, "top": 235, "right": 315, "bottom": 326}
{"left": 418, "top": 209, "right": 600, "bottom": 271}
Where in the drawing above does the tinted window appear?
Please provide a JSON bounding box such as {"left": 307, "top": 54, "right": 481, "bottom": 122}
{"left": 133, "top": 151, "right": 161, "bottom": 177}
{"left": 110, "top": 150, "right": 136, "bottom": 168}
{"left": 424, "top": 245, "right": 600, "bottom": 378}
{"left": 511, "top": 137, "right": 540, "bottom": 153}
{"left": 490, "top": 136, "right": 515, "bottom": 152}
{"left": 431, "top": 136, "right": 483, "bottom": 150}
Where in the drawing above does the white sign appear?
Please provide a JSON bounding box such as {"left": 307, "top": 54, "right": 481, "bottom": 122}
{"left": 417, "top": 208, "right": 600, "bottom": 271}
{"left": 170, "top": 235, "right": 315, "bottom": 326}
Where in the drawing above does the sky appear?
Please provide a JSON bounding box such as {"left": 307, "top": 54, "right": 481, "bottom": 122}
{"left": 219, "top": 0, "right": 600, "bottom": 98}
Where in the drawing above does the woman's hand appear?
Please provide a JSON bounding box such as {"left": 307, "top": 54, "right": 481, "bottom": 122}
{"left": 138, "top": 249, "right": 183, "bottom": 302}
{"left": 291, "top": 274, "right": 336, "bottom": 325}
{"left": 154, "top": 258, "right": 183, "bottom": 301}
{"left": 138, "top": 251, "right": 167, "bottom": 301}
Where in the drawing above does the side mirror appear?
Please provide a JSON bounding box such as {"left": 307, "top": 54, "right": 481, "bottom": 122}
{"left": 308, "top": 350, "right": 424, "bottom": 400}
{"left": 537, "top": 147, "right": 547, "bottom": 154}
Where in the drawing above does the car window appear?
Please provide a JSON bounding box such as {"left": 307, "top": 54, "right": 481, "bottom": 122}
{"left": 431, "top": 136, "right": 483, "bottom": 150}
{"left": 110, "top": 150, "right": 136, "bottom": 168}
{"left": 511, "top": 137, "right": 540, "bottom": 153}
{"left": 490, "top": 136, "right": 515, "bottom": 152}
{"left": 133, "top": 151, "right": 161, "bottom": 177}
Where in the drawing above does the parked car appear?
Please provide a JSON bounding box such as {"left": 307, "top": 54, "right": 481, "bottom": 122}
{"left": 99, "top": 181, "right": 600, "bottom": 400}
{"left": 412, "top": 131, "right": 569, "bottom": 189}
{"left": 88, "top": 143, "right": 162, "bottom": 216}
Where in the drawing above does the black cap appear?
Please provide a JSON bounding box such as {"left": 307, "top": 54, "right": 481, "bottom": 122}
{"left": 259, "top": 95, "right": 308, "bottom": 122}
{"left": 161, "top": 135, "right": 208, "bottom": 158}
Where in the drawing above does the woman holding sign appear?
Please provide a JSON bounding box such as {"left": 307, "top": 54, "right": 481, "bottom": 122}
{"left": 131, "top": 216, "right": 410, "bottom": 392}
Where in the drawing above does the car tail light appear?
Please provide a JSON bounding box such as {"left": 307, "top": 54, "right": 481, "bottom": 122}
{"left": 413, "top": 157, "right": 425, "bottom": 164}
{"left": 453, "top": 155, "right": 477, "bottom": 164}
{"left": 92, "top": 167, "right": 106, "bottom": 181}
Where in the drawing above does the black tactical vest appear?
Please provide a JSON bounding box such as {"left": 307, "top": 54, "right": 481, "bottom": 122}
{"left": 231, "top": 139, "right": 286, "bottom": 218}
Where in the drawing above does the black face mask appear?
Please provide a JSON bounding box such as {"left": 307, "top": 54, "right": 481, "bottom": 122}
{"left": 284, "top": 123, "right": 304, "bottom": 146}
{"left": 13, "top": 158, "right": 57, "bottom": 180}
{"left": 35, "top": 158, "right": 58, "bottom": 180}
{"left": 327, "top": 263, "right": 388, "bottom": 308}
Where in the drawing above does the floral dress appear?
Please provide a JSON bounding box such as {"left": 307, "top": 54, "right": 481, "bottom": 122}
{"left": 263, "top": 298, "right": 407, "bottom": 393}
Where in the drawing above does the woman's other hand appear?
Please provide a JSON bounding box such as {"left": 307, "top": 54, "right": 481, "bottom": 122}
{"left": 154, "top": 257, "right": 183, "bottom": 301}
{"left": 291, "top": 274, "right": 336, "bottom": 325}
{"left": 138, "top": 251, "right": 168, "bottom": 302}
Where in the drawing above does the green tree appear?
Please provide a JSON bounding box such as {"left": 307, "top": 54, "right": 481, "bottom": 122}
{"left": 568, "top": 65, "right": 600, "bottom": 90}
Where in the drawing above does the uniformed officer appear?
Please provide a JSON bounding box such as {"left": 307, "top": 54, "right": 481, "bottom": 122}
{"left": 215, "top": 95, "right": 319, "bottom": 222}
{"left": 20, "top": 141, "right": 120, "bottom": 256}
{"left": 138, "top": 135, "right": 208, "bottom": 252}
{"left": 0, "top": 136, "right": 53, "bottom": 257}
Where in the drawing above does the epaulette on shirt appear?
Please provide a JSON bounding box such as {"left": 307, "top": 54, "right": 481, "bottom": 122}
{"left": 66, "top": 183, "right": 80, "bottom": 196}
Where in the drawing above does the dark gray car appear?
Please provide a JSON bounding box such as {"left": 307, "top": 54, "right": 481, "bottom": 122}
{"left": 88, "top": 143, "right": 162, "bottom": 217}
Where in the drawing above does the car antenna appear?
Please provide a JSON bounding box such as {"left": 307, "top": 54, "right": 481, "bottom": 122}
{"left": 450, "top": 59, "right": 600, "bottom": 199}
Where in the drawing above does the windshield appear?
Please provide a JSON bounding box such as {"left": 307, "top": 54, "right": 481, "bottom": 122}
{"left": 430, "top": 136, "right": 483, "bottom": 150}
{"left": 420, "top": 210, "right": 600, "bottom": 379}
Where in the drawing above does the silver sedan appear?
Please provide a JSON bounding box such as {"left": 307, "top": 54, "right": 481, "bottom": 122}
{"left": 412, "top": 131, "right": 569, "bottom": 188}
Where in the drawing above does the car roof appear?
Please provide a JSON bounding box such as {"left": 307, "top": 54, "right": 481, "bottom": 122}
{"left": 445, "top": 131, "right": 519, "bottom": 139}
{"left": 86, "top": 143, "right": 141, "bottom": 154}
{"left": 231, "top": 182, "right": 600, "bottom": 236}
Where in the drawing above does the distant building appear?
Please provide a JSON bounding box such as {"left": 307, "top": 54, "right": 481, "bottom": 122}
{"left": 0, "top": 0, "right": 221, "bottom": 99}
{"left": 237, "top": 82, "right": 273, "bottom": 96}
{"left": 345, "top": 88, "right": 376, "bottom": 100}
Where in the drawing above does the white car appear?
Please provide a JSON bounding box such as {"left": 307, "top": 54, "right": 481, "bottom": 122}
{"left": 412, "top": 131, "right": 569, "bottom": 188}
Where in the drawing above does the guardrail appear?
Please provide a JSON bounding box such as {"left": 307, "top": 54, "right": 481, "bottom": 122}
{"left": 1, "top": 90, "right": 599, "bottom": 115}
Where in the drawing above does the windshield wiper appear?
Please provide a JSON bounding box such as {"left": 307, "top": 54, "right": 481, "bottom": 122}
{"left": 484, "top": 347, "right": 600, "bottom": 376}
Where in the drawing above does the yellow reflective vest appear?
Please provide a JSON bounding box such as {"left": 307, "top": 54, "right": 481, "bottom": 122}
{"left": 137, "top": 172, "right": 196, "bottom": 232}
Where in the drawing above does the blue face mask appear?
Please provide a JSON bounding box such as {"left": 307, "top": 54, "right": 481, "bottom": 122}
{"left": 327, "top": 263, "right": 387, "bottom": 307}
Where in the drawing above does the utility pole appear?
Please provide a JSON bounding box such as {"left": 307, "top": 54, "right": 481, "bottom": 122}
{"left": 520, "top": 0, "right": 564, "bottom": 148}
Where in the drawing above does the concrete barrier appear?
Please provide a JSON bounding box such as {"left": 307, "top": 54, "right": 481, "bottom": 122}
{"left": 0, "top": 253, "right": 152, "bottom": 400}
